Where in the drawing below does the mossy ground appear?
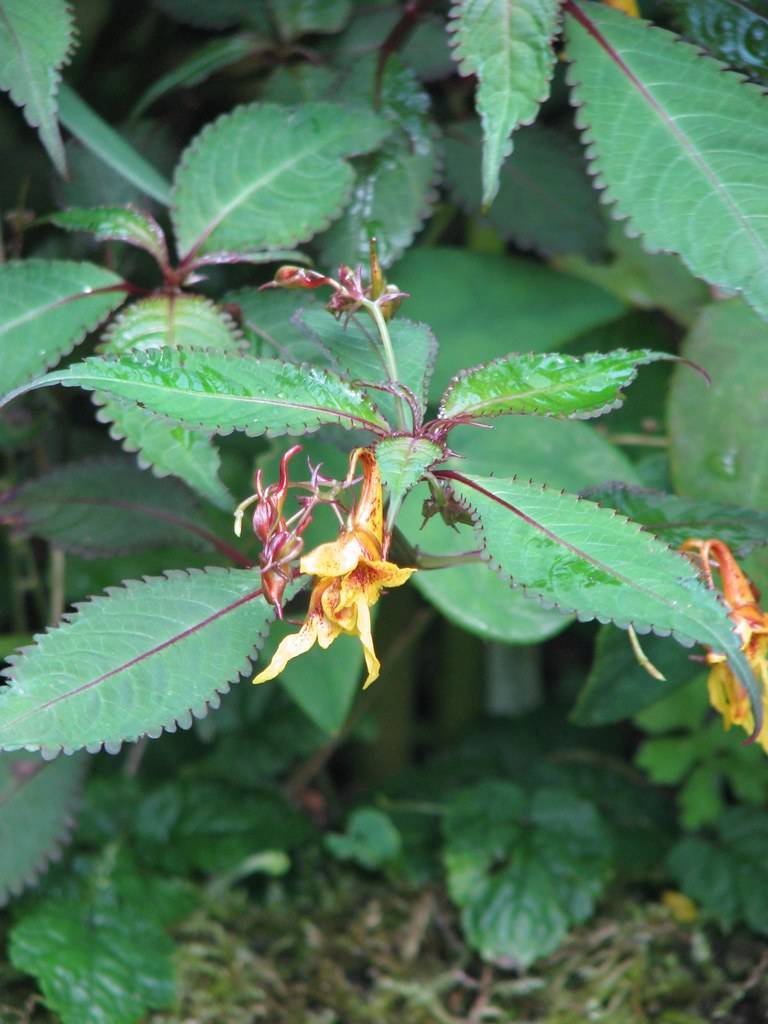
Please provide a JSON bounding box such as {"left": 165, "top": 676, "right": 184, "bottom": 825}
{"left": 3, "top": 868, "right": 767, "bottom": 1024}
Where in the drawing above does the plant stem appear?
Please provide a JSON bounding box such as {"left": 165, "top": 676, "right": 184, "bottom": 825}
{"left": 361, "top": 297, "right": 408, "bottom": 431}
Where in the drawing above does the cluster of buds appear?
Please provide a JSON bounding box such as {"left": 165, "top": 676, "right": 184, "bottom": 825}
{"left": 260, "top": 238, "right": 407, "bottom": 323}
{"left": 234, "top": 446, "right": 357, "bottom": 617}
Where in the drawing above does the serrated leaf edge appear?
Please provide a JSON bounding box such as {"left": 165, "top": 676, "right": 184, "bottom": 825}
{"left": 98, "top": 293, "right": 248, "bottom": 355}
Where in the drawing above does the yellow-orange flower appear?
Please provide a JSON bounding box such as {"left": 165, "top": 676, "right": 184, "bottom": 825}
{"left": 253, "top": 448, "right": 415, "bottom": 688}
{"left": 603, "top": 0, "right": 639, "bottom": 15}
{"left": 682, "top": 539, "right": 768, "bottom": 751}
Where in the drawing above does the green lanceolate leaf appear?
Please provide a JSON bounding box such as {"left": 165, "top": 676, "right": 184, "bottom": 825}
{"left": 439, "top": 470, "right": 761, "bottom": 719}
{"left": 0, "top": 457, "right": 231, "bottom": 558}
{"left": 101, "top": 294, "right": 245, "bottom": 353}
{"left": 566, "top": 3, "right": 768, "bottom": 320}
{"left": 391, "top": 247, "right": 625, "bottom": 403}
{"left": 0, "top": 567, "right": 279, "bottom": 755}
{"left": 0, "top": 751, "right": 86, "bottom": 904}
{"left": 58, "top": 85, "right": 173, "bottom": 206}
{"left": 295, "top": 308, "right": 437, "bottom": 423}
{"left": 668, "top": 808, "right": 768, "bottom": 932}
{"left": 46, "top": 205, "right": 169, "bottom": 266}
{"left": 0, "top": 0, "right": 74, "bottom": 174}
{"left": 131, "top": 33, "right": 264, "bottom": 118}
{"left": 669, "top": 299, "right": 768, "bottom": 507}
{"left": 581, "top": 483, "right": 768, "bottom": 556}
{"left": 318, "top": 57, "right": 440, "bottom": 269}
{"left": 445, "top": 119, "right": 606, "bottom": 260}
{"left": 3, "top": 348, "right": 390, "bottom": 437}
{"left": 95, "top": 294, "right": 243, "bottom": 508}
{"left": 439, "top": 349, "right": 671, "bottom": 420}
{"left": 448, "top": 0, "right": 562, "bottom": 208}
{"left": 0, "top": 260, "right": 127, "bottom": 400}
{"left": 374, "top": 436, "right": 443, "bottom": 529}
{"left": 443, "top": 781, "right": 612, "bottom": 965}
{"left": 668, "top": 0, "right": 768, "bottom": 83}
{"left": 171, "top": 102, "right": 388, "bottom": 259}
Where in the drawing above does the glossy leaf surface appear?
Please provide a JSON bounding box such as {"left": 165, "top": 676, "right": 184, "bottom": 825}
{"left": 448, "top": 0, "right": 561, "bottom": 207}
{"left": 47, "top": 206, "right": 169, "bottom": 265}
{"left": 566, "top": 3, "right": 768, "bottom": 319}
{"left": 101, "top": 294, "right": 244, "bottom": 354}
{"left": 5, "top": 348, "right": 389, "bottom": 438}
{"left": 439, "top": 349, "right": 670, "bottom": 420}
{"left": 669, "top": 0, "right": 768, "bottom": 82}
{"left": 0, "top": 260, "right": 126, "bottom": 400}
{"left": 443, "top": 781, "right": 612, "bottom": 965}
{"left": 374, "top": 436, "right": 442, "bottom": 526}
{"left": 0, "top": 0, "right": 73, "bottom": 174}
{"left": 0, "top": 567, "right": 276, "bottom": 755}
{"left": 669, "top": 299, "right": 768, "bottom": 507}
{"left": 172, "top": 102, "right": 388, "bottom": 258}
{"left": 0, "top": 751, "right": 85, "bottom": 905}
{"left": 0, "top": 457, "right": 222, "bottom": 557}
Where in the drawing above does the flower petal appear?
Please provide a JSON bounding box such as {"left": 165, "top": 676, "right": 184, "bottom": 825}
{"left": 300, "top": 532, "right": 363, "bottom": 577}
{"left": 252, "top": 618, "right": 320, "bottom": 684}
{"left": 354, "top": 595, "right": 381, "bottom": 688}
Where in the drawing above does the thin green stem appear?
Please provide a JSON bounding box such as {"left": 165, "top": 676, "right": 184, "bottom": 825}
{"left": 360, "top": 297, "right": 408, "bottom": 431}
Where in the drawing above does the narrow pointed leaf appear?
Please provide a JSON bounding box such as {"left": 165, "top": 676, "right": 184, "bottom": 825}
{"left": 448, "top": 0, "right": 561, "bottom": 207}
{"left": 46, "top": 206, "right": 169, "bottom": 266}
{"left": 439, "top": 471, "right": 760, "bottom": 716}
{"left": 566, "top": 2, "right": 768, "bottom": 320}
{"left": 0, "top": 751, "right": 86, "bottom": 904}
{"left": 439, "top": 349, "right": 671, "bottom": 420}
{"left": 0, "top": 0, "right": 74, "bottom": 174}
{"left": 582, "top": 483, "right": 768, "bottom": 557}
{"left": 0, "top": 260, "right": 126, "bottom": 400}
{"left": 374, "top": 436, "right": 443, "bottom": 528}
{"left": 171, "top": 102, "right": 388, "bottom": 259}
{"left": 2, "top": 348, "right": 389, "bottom": 437}
{"left": 0, "top": 568, "right": 279, "bottom": 755}
{"left": 0, "top": 457, "right": 229, "bottom": 557}
{"left": 58, "top": 84, "right": 173, "bottom": 206}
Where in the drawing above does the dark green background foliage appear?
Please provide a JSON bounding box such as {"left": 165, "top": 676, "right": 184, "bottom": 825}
{"left": 1, "top": 0, "right": 768, "bottom": 1021}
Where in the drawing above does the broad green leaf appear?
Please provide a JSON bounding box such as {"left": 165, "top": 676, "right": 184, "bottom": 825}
{"left": 572, "top": 625, "right": 702, "bottom": 727}
{"left": 669, "top": 0, "right": 768, "bottom": 83}
{"left": 375, "top": 436, "right": 443, "bottom": 528}
{"left": 101, "top": 294, "right": 245, "bottom": 354}
{"left": 399, "top": 415, "right": 639, "bottom": 644}
{"left": 442, "top": 470, "right": 761, "bottom": 710}
{"left": 58, "top": 84, "right": 173, "bottom": 206}
{"left": 439, "top": 349, "right": 671, "bottom": 421}
{"left": 669, "top": 299, "right": 768, "bottom": 508}
{"left": 390, "top": 247, "right": 625, "bottom": 402}
{"left": 225, "top": 287, "right": 323, "bottom": 363}
{"left": 46, "top": 205, "right": 169, "bottom": 266}
{"left": 296, "top": 308, "right": 437, "bottom": 422}
{"left": 581, "top": 483, "right": 768, "bottom": 556}
{"left": 10, "top": 895, "right": 175, "bottom": 1024}
{"left": 443, "top": 781, "right": 612, "bottom": 965}
{"left": 566, "top": 3, "right": 768, "bottom": 320}
{"left": 131, "top": 33, "right": 264, "bottom": 118}
{"left": 0, "top": 0, "right": 74, "bottom": 174}
{"left": 171, "top": 102, "right": 388, "bottom": 259}
{"left": 448, "top": 0, "right": 561, "bottom": 207}
{"left": 0, "top": 457, "right": 228, "bottom": 557}
{"left": 0, "top": 567, "right": 278, "bottom": 755}
{"left": 445, "top": 119, "right": 606, "bottom": 259}
{"left": 318, "top": 57, "right": 440, "bottom": 269}
{"left": 668, "top": 808, "right": 768, "bottom": 932}
{"left": 4, "top": 348, "right": 389, "bottom": 438}
{"left": 326, "top": 807, "right": 401, "bottom": 869}
{"left": 269, "top": 0, "right": 351, "bottom": 38}
{"left": 558, "top": 222, "right": 711, "bottom": 328}
{"left": 0, "top": 751, "right": 85, "bottom": 904}
{"left": 94, "top": 402, "right": 233, "bottom": 512}
{"left": 0, "top": 260, "right": 126, "bottom": 400}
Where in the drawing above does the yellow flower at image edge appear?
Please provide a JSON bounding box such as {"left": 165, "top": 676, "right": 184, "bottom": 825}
{"left": 253, "top": 449, "right": 415, "bottom": 689}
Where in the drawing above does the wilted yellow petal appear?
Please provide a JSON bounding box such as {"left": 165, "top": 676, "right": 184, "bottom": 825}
{"left": 356, "top": 595, "right": 381, "bottom": 688}
{"left": 301, "top": 533, "right": 363, "bottom": 577}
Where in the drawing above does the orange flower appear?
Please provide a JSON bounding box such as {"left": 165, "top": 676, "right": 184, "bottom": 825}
{"left": 253, "top": 449, "right": 414, "bottom": 688}
{"left": 681, "top": 539, "right": 768, "bottom": 751}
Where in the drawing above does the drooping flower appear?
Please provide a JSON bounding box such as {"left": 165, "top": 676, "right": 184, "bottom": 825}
{"left": 681, "top": 538, "right": 768, "bottom": 751}
{"left": 253, "top": 448, "right": 415, "bottom": 688}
